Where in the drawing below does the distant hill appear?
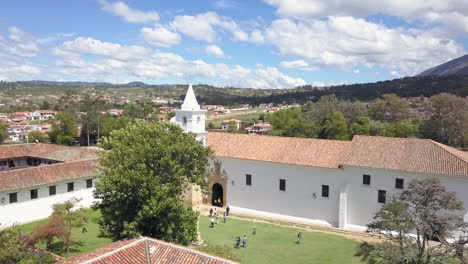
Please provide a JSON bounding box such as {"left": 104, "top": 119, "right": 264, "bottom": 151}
{"left": 417, "top": 55, "right": 468, "bottom": 76}
{"left": 1, "top": 75, "right": 467, "bottom": 105}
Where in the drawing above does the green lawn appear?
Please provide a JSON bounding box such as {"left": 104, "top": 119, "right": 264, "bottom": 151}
{"left": 199, "top": 216, "right": 362, "bottom": 264}
{"left": 18, "top": 209, "right": 112, "bottom": 258}
{"left": 18, "top": 210, "right": 362, "bottom": 263}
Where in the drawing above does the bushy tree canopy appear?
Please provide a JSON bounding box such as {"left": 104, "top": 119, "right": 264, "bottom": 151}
{"left": 48, "top": 112, "right": 77, "bottom": 145}
{"left": 94, "top": 121, "right": 212, "bottom": 244}
{"left": 366, "top": 178, "right": 467, "bottom": 264}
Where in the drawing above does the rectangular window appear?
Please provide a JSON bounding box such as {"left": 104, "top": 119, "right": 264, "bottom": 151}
{"left": 378, "top": 190, "right": 386, "bottom": 204}
{"left": 9, "top": 193, "right": 17, "bottom": 203}
{"left": 363, "top": 174, "right": 371, "bottom": 185}
{"left": 86, "top": 179, "right": 93, "bottom": 189}
{"left": 49, "top": 186, "right": 56, "bottom": 196}
{"left": 246, "top": 174, "right": 252, "bottom": 186}
{"left": 0, "top": 161, "right": 7, "bottom": 166}
{"left": 322, "top": 185, "right": 329, "bottom": 198}
{"left": 67, "top": 182, "right": 74, "bottom": 192}
{"left": 279, "top": 179, "right": 286, "bottom": 191}
{"left": 395, "top": 178, "right": 404, "bottom": 189}
{"left": 30, "top": 189, "right": 38, "bottom": 200}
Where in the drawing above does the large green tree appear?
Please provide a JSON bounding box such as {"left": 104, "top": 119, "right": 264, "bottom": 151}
{"left": 268, "top": 107, "right": 319, "bottom": 138}
{"left": 94, "top": 121, "right": 212, "bottom": 245}
{"left": 351, "top": 116, "right": 371, "bottom": 136}
{"left": 0, "top": 122, "right": 8, "bottom": 144}
{"left": 100, "top": 115, "right": 134, "bottom": 137}
{"left": 423, "top": 93, "right": 468, "bottom": 147}
{"left": 48, "top": 112, "right": 77, "bottom": 145}
{"left": 366, "top": 178, "right": 468, "bottom": 264}
{"left": 320, "top": 112, "right": 349, "bottom": 140}
{"left": 369, "top": 94, "right": 410, "bottom": 122}
{"left": 302, "top": 95, "right": 367, "bottom": 125}
{"left": 27, "top": 131, "right": 47, "bottom": 143}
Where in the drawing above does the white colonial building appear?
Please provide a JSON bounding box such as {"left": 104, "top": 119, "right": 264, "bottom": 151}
{"left": 1, "top": 85, "right": 468, "bottom": 235}
{"left": 174, "top": 85, "right": 468, "bottom": 232}
{"left": 0, "top": 144, "right": 99, "bottom": 225}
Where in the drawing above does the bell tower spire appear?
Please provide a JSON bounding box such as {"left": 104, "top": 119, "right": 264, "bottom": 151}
{"left": 171, "top": 84, "right": 207, "bottom": 145}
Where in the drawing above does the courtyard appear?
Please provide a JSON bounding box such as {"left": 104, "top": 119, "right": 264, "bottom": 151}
{"left": 18, "top": 210, "right": 363, "bottom": 263}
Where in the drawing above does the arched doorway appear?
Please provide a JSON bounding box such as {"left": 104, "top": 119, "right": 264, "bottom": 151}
{"left": 212, "top": 183, "right": 223, "bottom": 207}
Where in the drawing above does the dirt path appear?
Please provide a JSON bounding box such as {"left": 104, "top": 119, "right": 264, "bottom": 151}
{"left": 197, "top": 205, "right": 383, "bottom": 243}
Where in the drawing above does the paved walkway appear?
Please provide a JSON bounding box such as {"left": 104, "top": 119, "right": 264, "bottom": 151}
{"left": 196, "top": 204, "right": 383, "bottom": 243}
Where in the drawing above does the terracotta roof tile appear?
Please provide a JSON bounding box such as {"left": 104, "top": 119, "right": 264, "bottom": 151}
{"left": 58, "top": 237, "right": 238, "bottom": 264}
{"left": 206, "top": 132, "right": 351, "bottom": 168}
{"left": 0, "top": 143, "right": 98, "bottom": 161}
{"left": 342, "top": 135, "right": 468, "bottom": 176}
{"left": 0, "top": 158, "right": 99, "bottom": 192}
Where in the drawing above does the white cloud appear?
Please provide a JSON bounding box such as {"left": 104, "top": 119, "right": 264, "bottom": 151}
{"left": 53, "top": 37, "right": 149, "bottom": 60}
{"left": 205, "top": 45, "right": 231, "bottom": 59}
{"left": 254, "top": 16, "right": 464, "bottom": 75}
{"left": 170, "top": 11, "right": 248, "bottom": 42}
{"left": 389, "top": 70, "right": 400, "bottom": 77}
{"left": 0, "top": 27, "right": 40, "bottom": 58}
{"left": 280, "top": 60, "right": 318, "bottom": 71}
{"left": 353, "top": 69, "right": 360, "bottom": 74}
{"left": 264, "top": 0, "right": 468, "bottom": 34}
{"left": 140, "top": 27, "right": 181, "bottom": 48}
{"left": 48, "top": 37, "right": 306, "bottom": 88}
{"left": 214, "top": 0, "right": 235, "bottom": 9}
{"left": 97, "top": 0, "right": 159, "bottom": 24}
{"left": 311, "top": 81, "right": 326, "bottom": 87}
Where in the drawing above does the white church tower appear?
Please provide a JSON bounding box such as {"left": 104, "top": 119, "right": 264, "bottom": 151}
{"left": 171, "top": 84, "right": 207, "bottom": 145}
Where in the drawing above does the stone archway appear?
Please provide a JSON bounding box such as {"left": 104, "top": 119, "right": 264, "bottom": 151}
{"left": 212, "top": 183, "right": 224, "bottom": 207}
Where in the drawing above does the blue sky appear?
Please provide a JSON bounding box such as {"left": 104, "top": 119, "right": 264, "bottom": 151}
{"left": 0, "top": 0, "right": 467, "bottom": 88}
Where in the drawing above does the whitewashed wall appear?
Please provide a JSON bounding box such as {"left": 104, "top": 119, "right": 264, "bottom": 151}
{"left": 218, "top": 157, "right": 344, "bottom": 226}
{"left": 217, "top": 157, "right": 468, "bottom": 232}
{"left": 327, "top": 166, "right": 468, "bottom": 231}
{"left": 0, "top": 178, "right": 98, "bottom": 226}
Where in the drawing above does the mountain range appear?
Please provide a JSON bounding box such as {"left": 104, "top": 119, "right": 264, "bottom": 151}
{"left": 417, "top": 54, "right": 468, "bottom": 76}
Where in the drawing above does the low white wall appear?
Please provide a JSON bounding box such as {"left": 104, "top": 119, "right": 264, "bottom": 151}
{"left": 0, "top": 178, "right": 98, "bottom": 226}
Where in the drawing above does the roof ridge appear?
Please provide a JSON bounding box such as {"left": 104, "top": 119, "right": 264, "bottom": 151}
{"left": 428, "top": 140, "right": 468, "bottom": 164}
{"left": 208, "top": 131, "right": 349, "bottom": 144}
{"left": 82, "top": 238, "right": 143, "bottom": 264}
{"left": 0, "top": 158, "right": 99, "bottom": 174}
{"left": 143, "top": 237, "right": 239, "bottom": 264}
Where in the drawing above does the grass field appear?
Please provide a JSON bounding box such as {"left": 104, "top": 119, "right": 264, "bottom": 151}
{"left": 18, "top": 209, "right": 112, "bottom": 258}
{"left": 199, "top": 215, "right": 362, "bottom": 264}
{"left": 18, "top": 210, "right": 362, "bottom": 263}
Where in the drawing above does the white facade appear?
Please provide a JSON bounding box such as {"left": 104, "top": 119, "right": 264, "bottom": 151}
{"left": 213, "top": 157, "right": 468, "bottom": 231}
{"left": 0, "top": 178, "right": 97, "bottom": 226}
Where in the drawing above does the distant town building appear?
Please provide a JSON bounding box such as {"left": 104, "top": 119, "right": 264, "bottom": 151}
{"left": 107, "top": 109, "right": 123, "bottom": 116}
{"left": 246, "top": 122, "right": 272, "bottom": 135}
{"left": 221, "top": 119, "right": 242, "bottom": 131}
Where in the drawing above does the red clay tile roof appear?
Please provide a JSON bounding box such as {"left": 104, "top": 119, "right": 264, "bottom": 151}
{"left": 0, "top": 143, "right": 98, "bottom": 161}
{"left": 58, "top": 237, "right": 238, "bottom": 264}
{"left": 0, "top": 158, "right": 99, "bottom": 192}
{"left": 207, "top": 132, "right": 351, "bottom": 168}
{"left": 341, "top": 135, "right": 468, "bottom": 176}
{"left": 207, "top": 133, "right": 468, "bottom": 176}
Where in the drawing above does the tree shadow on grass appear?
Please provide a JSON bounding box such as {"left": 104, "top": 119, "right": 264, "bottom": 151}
{"left": 48, "top": 240, "right": 83, "bottom": 255}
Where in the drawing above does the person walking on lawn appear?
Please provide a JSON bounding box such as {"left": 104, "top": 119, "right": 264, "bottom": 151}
{"left": 243, "top": 235, "right": 247, "bottom": 248}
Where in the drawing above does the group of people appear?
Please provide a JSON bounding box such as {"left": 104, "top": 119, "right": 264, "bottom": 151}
{"left": 208, "top": 205, "right": 303, "bottom": 249}
{"left": 209, "top": 205, "right": 230, "bottom": 228}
